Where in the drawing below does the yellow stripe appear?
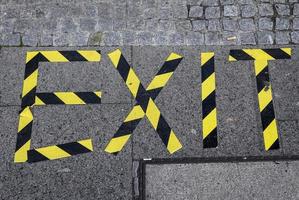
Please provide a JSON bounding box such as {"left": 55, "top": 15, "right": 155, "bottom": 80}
{"left": 203, "top": 108, "right": 217, "bottom": 139}
{"left": 105, "top": 135, "right": 131, "bottom": 153}
{"left": 258, "top": 86, "right": 273, "bottom": 111}
{"left": 202, "top": 73, "right": 216, "bottom": 100}
{"left": 77, "top": 50, "right": 101, "bottom": 62}
{"left": 126, "top": 69, "right": 141, "bottom": 98}
{"left": 146, "top": 72, "right": 173, "bottom": 90}
{"left": 108, "top": 49, "right": 121, "bottom": 68}
{"left": 228, "top": 55, "right": 237, "bottom": 61}
{"left": 36, "top": 146, "right": 71, "bottom": 160}
{"left": 94, "top": 91, "right": 102, "bottom": 98}
{"left": 146, "top": 98, "right": 161, "bottom": 129}
{"left": 77, "top": 139, "right": 93, "bottom": 151}
{"left": 166, "top": 53, "right": 182, "bottom": 61}
{"left": 263, "top": 120, "right": 279, "bottom": 150}
{"left": 124, "top": 105, "right": 145, "bottom": 122}
{"left": 254, "top": 60, "right": 268, "bottom": 76}
{"left": 243, "top": 49, "right": 274, "bottom": 60}
{"left": 280, "top": 48, "right": 291, "bottom": 55}
{"left": 54, "top": 92, "right": 86, "bottom": 104}
{"left": 201, "top": 52, "right": 214, "bottom": 66}
{"left": 40, "top": 51, "right": 69, "bottom": 62}
{"left": 14, "top": 140, "right": 31, "bottom": 163}
{"left": 18, "top": 107, "right": 33, "bottom": 132}
{"left": 167, "top": 130, "right": 182, "bottom": 154}
{"left": 22, "top": 69, "right": 38, "bottom": 97}
{"left": 34, "top": 96, "right": 46, "bottom": 106}
{"left": 26, "top": 51, "right": 39, "bottom": 63}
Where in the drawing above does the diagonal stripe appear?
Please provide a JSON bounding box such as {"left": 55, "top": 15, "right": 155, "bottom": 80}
{"left": 108, "top": 49, "right": 122, "bottom": 67}
{"left": 22, "top": 69, "right": 38, "bottom": 97}
{"left": 254, "top": 59, "right": 268, "bottom": 76}
{"left": 105, "top": 135, "right": 131, "bottom": 153}
{"left": 74, "top": 92, "right": 101, "bottom": 104}
{"left": 203, "top": 127, "right": 217, "bottom": 148}
{"left": 57, "top": 140, "right": 92, "bottom": 155}
{"left": 202, "top": 73, "right": 216, "bottom": 100}
{"left": 26, "top": 51, "right": 39, "bottom": 63}
{"left": 262, "top": 48, "right": 291, "bottom": 60}
{"left": 260, "top": 101, "right": 275, "bottom": 130}
{"left": 242, "top": 49, "right": 274, "bottom": 60}
{"left": 146, "top": 98, "right": 161, "bottom": 129}
{"left": 35, "top": 146, "right": 71, "bottom": 160}
{"left": 77, "top": 139, "right": 93, "bottom": 151}
{"left": 35, "top": 93, "right": 65, "bottom": 104}
{"left": 124, "top": 105, "right": 145, "bottom": 122}
{"left": 16, "top": 122, "right": 32, "bottom": 151}
{"left": 229, "top": 50, "right": 254, "bottom": 60}
{"left": 258, "top": 86, "right": 273, "bottom": 111}
{"left": 126, "top": 69, "right": 141, "bottom": 98}
{"left": 27, "top": 149, "right": 50, "bottom": 163}
{"left": 167, "top": 131, "right": 183, "bottom": 154}
{"left": 263, "top": 119, "right": 279, "bottom": 150}
{"left": 146, "top": 72, "right": 173, "bottom": 90}
{"left": 34, "top": 96, "right": 46, "bottom": 105}
{"left": 165, "top": 53, "right": 182, "bottom": 61}
{"left": 201, "top": 52, "right": 214, "bottom": 66}
{"left": 202, "top": 91, "right": 216, "bottom": 118}
{"left": 18, "top": 107, "right": 33, "bottom": 132}
{"left": 280, "top": 48, "right": 291, "bottom": 56}
{"left": 77, "top": 50, "right": 101, "bottom": 61}
{"left": 54, "top": 92, "right": 86, "bottom": 104}
{"left": 201, "top": 57, "right": 215, "bottom": 81}
{"left": 59, "top": 51, "right": 87, "bottom": 61}
{"left": 40, "top": 51, "right": 69, "bottom": 62}
{"left": 157, "top": 57, "right": 183, "bottom": 75}
{"left": 203, "top": 108, "right": 217, "bottom": 139}
{"left": 14, "top": 140, "right": 31, "bottom": 163}
{"left": 255, "top": 66, "right": 270, "bottom": 93}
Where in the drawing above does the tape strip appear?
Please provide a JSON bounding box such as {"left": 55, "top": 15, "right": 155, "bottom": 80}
{"left": 201, "top": 52, "right": 217, "bottom": 148}
{"left": 228, "top": 48, "right": 292, "bottom": 150}
{"left": 14, "top": 50, "right": 101, "bottom": 163}
{"left": 105, "top": 49, "right": 183, "bottom": 154}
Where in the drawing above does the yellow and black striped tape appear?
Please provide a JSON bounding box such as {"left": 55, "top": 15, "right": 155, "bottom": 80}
{"left": 35, "top": 91, "right": 101, "bottom": 105}
{"left": 14, "top": 50, "right": 101, "bottom": 163}
{"left": 201, "top": 52, "right": 217, "bottom": 148}
{"left": 105, "top": 49, "right": 183, "bottom": 154}
{"left": 105, "top": 52, "right": 183, "bottom": 154}
{"left": 229, "top": 48, "right": 292, "bottom": 151}
{"left": 27, "top": 139, "right": 93, "bottom": 163}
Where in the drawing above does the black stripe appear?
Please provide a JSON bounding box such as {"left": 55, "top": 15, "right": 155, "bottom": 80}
{"left": 230, "top": 50, "right": 254, "bottom": 60}
{"left": 156, "top": 57, "right": 183, "bottom": 75}
{"left": 262, "top": 49, "right": 291, "bottom": 60}
{"left": 114, "top": 120, "right": 141, "bottom": 137}
{"left": 201, "top": 57, "right": 214, "bottom": 81}
{"left": 21, "top": 87, "right": 37, "bottom": 108}
{"left": 203, "top": 128, "right": 217, "bottom": 148}
{"left": 135, "top": 85, "right": 151, "bottom": 111}
{"left": 260, "top": 101, "right": 275, "bottom": 130}
{"left": 35, "top": 93, "right": 65, "bottom": 104}
{"left": 96, "top": 50, "right": 101, "bottom": 54}
{"left": 27, "top": 150, "right": 49, "bottom": 163}
{"left": 117, "top": 54, "right": 131, "bottom": 82}
{"left": 59, "top": 51, "right": 88, "bottom": 61}
{"left": 24, "top": 53, "right": 48, "bottom": 79}
{"left": 256, "top": 66, "right": 270, "bottom": 93}
{"left": 202, "top": 91, "right": 216, "bottom": 118}
{"left": 75, "top": 92, "right": 101, "bottom": 104}
{"left": 156, "top": 116, "right": 171, "bottom": 147}
{"left": 15, "top": 122, "right": 33, "bottom": 151}
{"left": 268, "top": 139, "right": 280, "bottom": 150}
{"left": 57, "top": 142, "right": 92, "bottom": 155}
{"left": 146, "top": 88, "right": 162, "bottom": 100}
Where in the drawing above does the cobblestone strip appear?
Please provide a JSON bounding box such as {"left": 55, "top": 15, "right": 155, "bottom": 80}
{"left": 0, "top": 0, "right": 299, "bottom": 46}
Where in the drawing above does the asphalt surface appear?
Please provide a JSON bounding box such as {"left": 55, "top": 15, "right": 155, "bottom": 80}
{"left": 0, "top": 46, "right": 298, "bottom": 199}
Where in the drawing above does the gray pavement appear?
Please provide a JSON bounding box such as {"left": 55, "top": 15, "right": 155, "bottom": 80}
{"left": 0, "top": 46, "right": 298, "bottom": 199}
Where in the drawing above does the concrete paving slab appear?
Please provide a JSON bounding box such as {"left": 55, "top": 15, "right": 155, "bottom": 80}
{"left": 145, "top": 161, "right": 299, "bottom": 200}
{"left": 132, "top": 46, "right": 298, "bottom": 159}
{"left": 0, "top": 47, "right": 132, "bottom": 106}
{"left": 0, "top": 104, "right": 133, "bottom": 200}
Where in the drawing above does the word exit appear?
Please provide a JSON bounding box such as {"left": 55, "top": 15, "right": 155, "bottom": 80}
{"left": 14, "top": 48, "right": 292, "bottom": 163}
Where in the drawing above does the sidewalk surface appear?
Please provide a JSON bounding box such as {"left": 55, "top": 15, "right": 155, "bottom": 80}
{"left": 0, "top": 1, "right": 298, "bottom": 200}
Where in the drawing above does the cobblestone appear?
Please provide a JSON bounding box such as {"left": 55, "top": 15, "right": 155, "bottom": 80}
{"left": 0, "top": 0, "right": 297, "bottom": 46}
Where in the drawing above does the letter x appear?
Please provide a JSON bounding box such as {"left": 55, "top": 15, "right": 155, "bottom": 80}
{"left": 105, "top": 49, "right": 183, "bottom": 154}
